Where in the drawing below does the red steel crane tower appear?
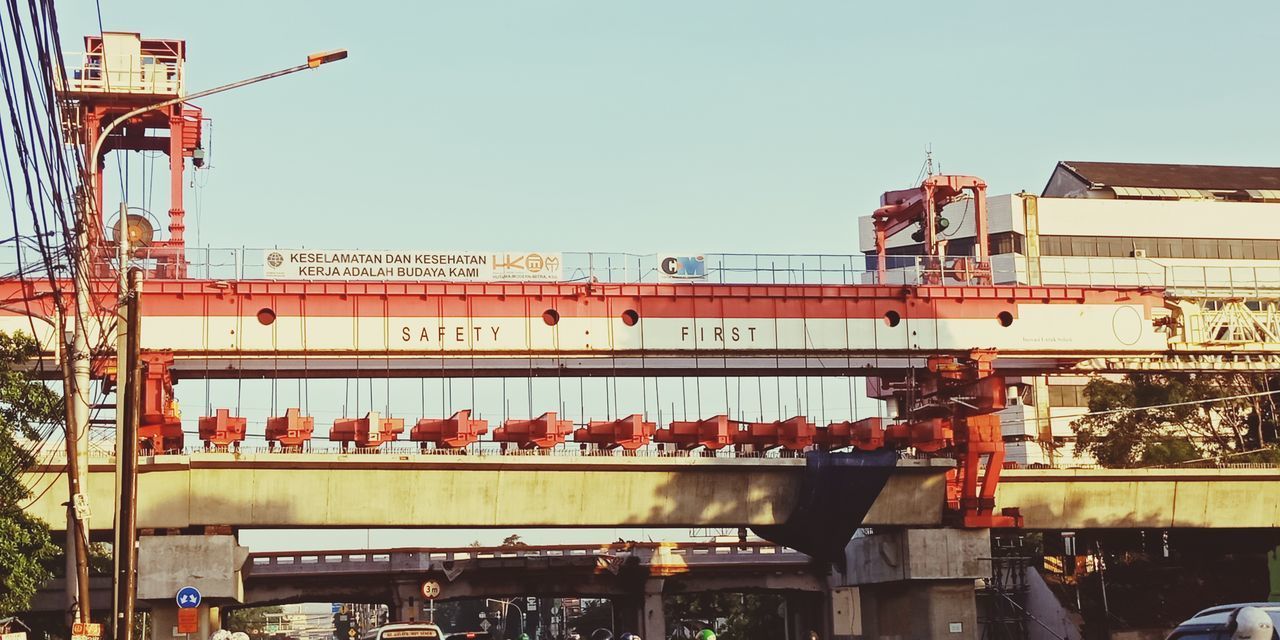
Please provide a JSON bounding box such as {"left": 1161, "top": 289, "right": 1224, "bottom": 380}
{"left": 60, "top": 31, "right": 204, "bottom": 277}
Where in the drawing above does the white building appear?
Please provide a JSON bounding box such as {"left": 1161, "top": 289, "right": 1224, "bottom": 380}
{"left": 858, "top": 160, "right": 1280, "bottom": 466}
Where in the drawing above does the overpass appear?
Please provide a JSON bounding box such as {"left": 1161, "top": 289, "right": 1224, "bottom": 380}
{"left": 22, "top": 451, "right": 1280, "bottom": 531}
{"left": 33, "top": 541, "right": 824, "bottom": 607}
{"left": 31, "top": 542, "right": 831, "bottom": 639}
{"left": 996, "top": 466, "right": 1280, "bottom": 529}
{"left": 248, "top": 542, "right": 823, "bottom": 603}
{"left": 20, "top": 452, "right": 951, "bottom": 530}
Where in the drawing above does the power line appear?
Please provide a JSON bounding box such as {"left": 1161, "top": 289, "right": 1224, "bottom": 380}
{"left": 998, "top": 386, "right": 1280, "bottom": 429}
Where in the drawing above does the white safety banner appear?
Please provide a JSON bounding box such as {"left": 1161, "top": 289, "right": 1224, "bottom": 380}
{"left": 262, "top": 250, "right": 563, "bottom": 282}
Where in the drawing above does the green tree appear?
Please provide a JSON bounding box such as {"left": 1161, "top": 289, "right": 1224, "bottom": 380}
{"left": 666, "top": 592, "right": 786, "bottom": 640}
{"left": 225, "top": 605, "right": 284, "bottom": 639}
{"left": 1072, "top": 372, "right": 1280, "bottom": 467}
{"left": 0, "top": 331, "right": 62, "bottom": 615}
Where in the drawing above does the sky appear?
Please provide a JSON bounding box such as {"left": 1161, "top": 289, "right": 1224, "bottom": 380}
{"left": 54, "top": 0, "right": 1280, "bottom": 551}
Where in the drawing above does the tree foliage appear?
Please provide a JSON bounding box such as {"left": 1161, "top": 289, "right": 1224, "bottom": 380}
{"left": 224, "top": 605, "right": 284, "bottom": 639}
{"left": 1072, "top": 372, "right": 1280, "bottom": 467}
{"left": 0, "top": 331, "right": 62, "bottom": 615}
{"left": 666, "top": 593, "right": 787, "bottom": 640}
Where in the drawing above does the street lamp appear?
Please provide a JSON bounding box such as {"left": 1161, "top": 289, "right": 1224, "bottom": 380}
{"left": 80, "top": 48, "right": 348, "bottom": 640}
{"left": 87, "top": 48, "right": 350, "bottom": 184}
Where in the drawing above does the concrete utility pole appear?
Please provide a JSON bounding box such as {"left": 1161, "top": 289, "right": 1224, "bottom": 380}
{"left": 112, "top": 207, "right": 141, "bottom": 640}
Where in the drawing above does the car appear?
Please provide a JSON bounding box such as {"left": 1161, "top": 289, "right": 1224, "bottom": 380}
{"left": 1167, "top": 603, "right": 1280, "bottom": 639}
{"left": 444, "top": 633, "right": 491, "bottom": 640}
{"left": 362, "top": 623, "right": 447, "bottom": 640}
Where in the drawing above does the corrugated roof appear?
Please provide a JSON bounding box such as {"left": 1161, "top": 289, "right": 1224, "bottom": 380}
{"left": 1059, "top": 161, "right": 1280, "bottom": 192}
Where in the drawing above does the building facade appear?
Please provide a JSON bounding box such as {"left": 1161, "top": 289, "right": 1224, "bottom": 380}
{"left": 858, "top": 161, "right": 1280, "bottom": 465}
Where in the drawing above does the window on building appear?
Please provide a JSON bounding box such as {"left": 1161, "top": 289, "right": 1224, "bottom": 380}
{"left": 1048, "top": 384, "right": 1088, "bottom": 407}
{"left": 1039, "top": 235, "right": 1271, "bottom": 260}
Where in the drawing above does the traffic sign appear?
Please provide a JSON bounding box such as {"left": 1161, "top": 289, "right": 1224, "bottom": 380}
{"left": 176, "top": 585, "right": 202, "bottom": 608}
{"left": 70, "top": 622, "right": 102, "bottom": 640}
{"left": 420, "top": 580, "right": 441, "bottom": 599}
{"left": 177, "top": 608, "right": 199, "bottom": 634}
{"left": 478, "top": 620, "right": 491, "bottom": 633}
{"left": 71, "top": 624, "right": 102, "bottom": 637}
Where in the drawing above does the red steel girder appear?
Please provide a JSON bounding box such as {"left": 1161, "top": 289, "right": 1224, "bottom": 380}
{"left": 493, "top": 412, "right": 573, "bottom": 449}
{"left": 817, "top": 417, "right": 884, "bottom": 451}
{"left": 330, "top": 412, "right": 405, "bottom": 449}
{"left": 265, "top": 408, "right": 315, "bottom": 450}
{"left": 885, "top": 418, "right": 953, "bottom": 453}
{"left": 139, "top": 351, "right": 183, "bottom": 453}
{"left": 655, "top": 415, "right": 733, "bottom": 451}
{"left": 411, "top": 410, "right": 489, "bottom": 449}
{"left": 574, "top": 414, "right": 655, "bottom": 451}
{"left": 197, "top": 408, "right": 247, "bottom": 450}
{"left": 733, "top": 416, "right": 815, "bottom": 452}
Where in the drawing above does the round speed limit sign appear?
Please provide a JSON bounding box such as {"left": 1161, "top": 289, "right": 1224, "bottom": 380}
{"left": 421, "top": 580, "right": 441, "bottom": 599}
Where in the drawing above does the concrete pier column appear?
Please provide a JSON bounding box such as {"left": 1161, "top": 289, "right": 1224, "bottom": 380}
{"left": 611, "top": 595, "right": 641, "bottom": 637}
{"left": 149, "top": 605, "right": 220, "bottom": 640}
{"left": 640, "top": 578, "right": 665, "bottom": 640}
{"left": 389, "top": 584, "right": 421, "bottom": 624}
{"left": 784, "top": 592, "right": 824, "bottom": 640}
{"left": 138, "top": 535, "right": 245, "bottom": 640}
{"left": 836, "top": 528, "right": 990, "bottom": 639}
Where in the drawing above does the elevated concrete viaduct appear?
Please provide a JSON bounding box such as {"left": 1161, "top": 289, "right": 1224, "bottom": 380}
{"left": 21, "top": 454, "right": 951, "bottom": 530}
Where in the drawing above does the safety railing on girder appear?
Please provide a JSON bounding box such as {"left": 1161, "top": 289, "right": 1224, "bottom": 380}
{"left": 10, "top": 245, "right": 1280, "bottom": 294}
{"left": 57, "top": 51, "right": 184, "bottom": 96}
{"left": 246, "top": 541, "right": 805, "bottom": 574}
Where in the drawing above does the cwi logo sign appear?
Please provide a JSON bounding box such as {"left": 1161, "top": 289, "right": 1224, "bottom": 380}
{"left": 659, "top": 255, "right": 706, "bottom": 280}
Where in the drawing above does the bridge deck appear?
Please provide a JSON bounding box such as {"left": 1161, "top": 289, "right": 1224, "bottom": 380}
{"left": 21, "top": 453, "right": 950, "bottom": 529}
{"left": 998, "top": 467, "right": 1280, "bottom": 529}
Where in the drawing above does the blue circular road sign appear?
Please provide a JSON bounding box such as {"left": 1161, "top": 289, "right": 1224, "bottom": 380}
{"left": 176, "top": 586, "right": 202, "bottom": 608}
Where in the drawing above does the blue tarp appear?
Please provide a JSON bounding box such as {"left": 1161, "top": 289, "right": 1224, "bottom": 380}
{"left": 752, "top": 449, "right": 899, "bottom": 571}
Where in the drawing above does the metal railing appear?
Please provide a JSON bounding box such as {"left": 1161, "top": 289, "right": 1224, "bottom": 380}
{"left": 11, "top": 244, "right": 1280, "bottom": 296}
{"left": 133, "top": 248, "right": 1280, "bottom": 294}
{"left": 39, "top": 440, "right": 819, "bottom": 460}
{"left": 246, "top": 541, "right": 805, "bottom": 573}
{"left": 57, "top": 52, "right": 184, "bottom": 96}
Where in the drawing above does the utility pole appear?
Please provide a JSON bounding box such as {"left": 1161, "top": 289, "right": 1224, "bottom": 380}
{"left": 112, "top": 204, "right": 138, "bottom": 640}
{"left": 62, "top": 192, "right": 95, "bottom": 625}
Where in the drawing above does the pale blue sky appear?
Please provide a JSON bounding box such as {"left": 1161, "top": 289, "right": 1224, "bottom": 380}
{"left": 58, "top": 0, "right": 1280, "bottom": 550}
{"left": 66, "top": 0, "right": 1280, "bottom": 254}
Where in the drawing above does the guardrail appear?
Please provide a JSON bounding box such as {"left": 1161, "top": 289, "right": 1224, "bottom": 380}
{"left": 246, "top": 542, "right": 807, "bottom": 574}
{"left": 33, "top": 439, "right": 836, "bottom": 460}
{"left": 11, "top": 245, "right": 1280, "bottom": 296}
{"left": 57, "top": 51, "right": 184, "bottom": 95}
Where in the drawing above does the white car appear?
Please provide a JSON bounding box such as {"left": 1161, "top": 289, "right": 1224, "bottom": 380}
{"left": 1167, "top": 603, "right": 1280, "bottom": 639}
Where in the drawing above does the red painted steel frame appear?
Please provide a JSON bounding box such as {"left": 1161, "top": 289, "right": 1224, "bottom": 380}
{"left": 410, "top": 410, "right": 489, "bottom": 449}
{"left": 138, "top": 352, "right": 184, "bottom": 453}
{"left": 872, "top": 175, "right": 991, "bottom": 285}
{"left": 655, "top": 415, "right": 733, "bottom": 451}
{"left": 330, "top": 413, "right": 405, "bottom": 449}
{"left": 575, "top": 414, "right": 655, "bottom": 451}
{"left": 265, "top": 408, "right": 315, "bottom": 450}
{"left": 79, "top": 101, "right": 202, "bottom": 277}
{"left": 197, "top": 408, "right": 247, "bottom": 450}
{"left": 494, "top": 412, "right": 574, "bottom": 449}
{"left": 733, "top": 416, "right": 816, "bottom": 452}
